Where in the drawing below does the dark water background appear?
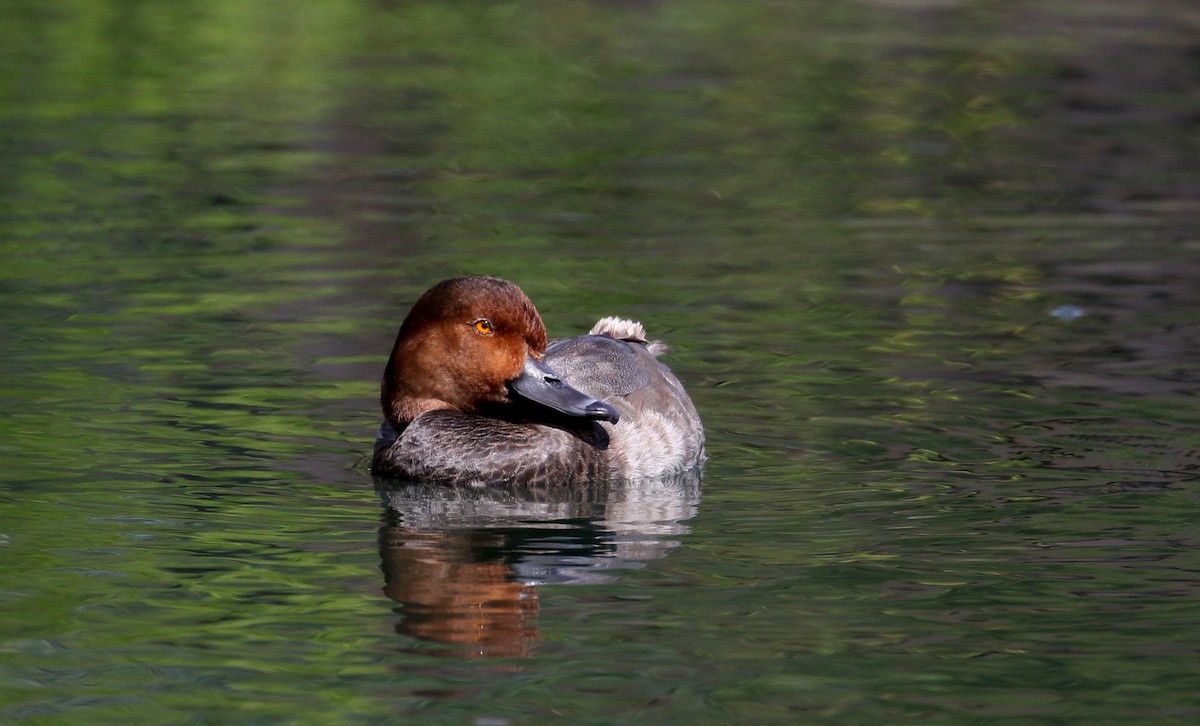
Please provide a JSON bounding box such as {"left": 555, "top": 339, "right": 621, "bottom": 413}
{"left": 3, "top": 0, "right": 1199, "bottom": 723}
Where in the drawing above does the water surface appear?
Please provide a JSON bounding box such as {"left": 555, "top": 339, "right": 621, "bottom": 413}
{"left": 2, "top": 0, "right": 1199, "bottom": 723}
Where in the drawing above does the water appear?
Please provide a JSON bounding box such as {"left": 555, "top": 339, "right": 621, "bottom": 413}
{"left": 3, "top": 0, "right": 1199, "bottom": 723}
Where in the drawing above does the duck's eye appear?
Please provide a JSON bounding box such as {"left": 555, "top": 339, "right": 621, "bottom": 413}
{"left": 472, "top": 318, "right": 494, "bottom": 336}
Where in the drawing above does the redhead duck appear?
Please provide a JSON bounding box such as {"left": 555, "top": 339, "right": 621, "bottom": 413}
{"left": 372, "top": 276, "right": 705, "bottom": 485}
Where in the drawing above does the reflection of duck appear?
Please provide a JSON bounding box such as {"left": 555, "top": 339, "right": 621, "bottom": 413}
{"left": 378, "top": 472, "right": 701, "bottom": 657}
{"left": 380, "top": 528, "right": 540, "bottom": 658}
{"left": 372, "top": 276, "right": 705, "bottom": 485}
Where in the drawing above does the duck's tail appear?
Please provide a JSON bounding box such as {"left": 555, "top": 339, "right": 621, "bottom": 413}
{"left": 590, "top": 316, "right": 669, "bottom": 357}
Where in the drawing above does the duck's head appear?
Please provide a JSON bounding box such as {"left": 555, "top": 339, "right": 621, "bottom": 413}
{"left": 381, "top": 276, "right": 619, "bottom": 427}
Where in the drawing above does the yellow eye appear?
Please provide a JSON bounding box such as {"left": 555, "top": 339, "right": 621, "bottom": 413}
{"left": 473, "top": 318, "right": 494, "bottom": 336}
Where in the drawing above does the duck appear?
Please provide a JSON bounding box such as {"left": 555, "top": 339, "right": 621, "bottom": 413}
{"left": 371, "top": 276, "right": 705, "bottom": 485}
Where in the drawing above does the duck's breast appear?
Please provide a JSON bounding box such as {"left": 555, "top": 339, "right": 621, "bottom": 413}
{"left": 374, "top": 411, "right": 607, "bottom": 486}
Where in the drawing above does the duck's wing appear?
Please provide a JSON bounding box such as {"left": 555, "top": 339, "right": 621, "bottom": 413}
{"left": 546, "top": 334, "right": 706, "bottom": 478}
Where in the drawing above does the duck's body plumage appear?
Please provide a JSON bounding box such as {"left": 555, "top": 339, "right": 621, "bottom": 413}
{"left": 371, "top": 277, "right": 704, "bottom": 485}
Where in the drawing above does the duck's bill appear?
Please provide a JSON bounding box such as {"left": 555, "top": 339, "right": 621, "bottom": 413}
{"left": 509, "top": 356, "right": 620, "bottom": 423}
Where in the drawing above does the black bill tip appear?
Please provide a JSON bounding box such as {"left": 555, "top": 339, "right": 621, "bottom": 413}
{"left": 585, "top": 400, "right": 619, "bottom": 423}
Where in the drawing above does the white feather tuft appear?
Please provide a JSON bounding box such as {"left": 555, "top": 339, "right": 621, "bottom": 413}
{"left": 590, "top": 316, "right": 648, "bottom": 342}
{"left": 589, "top": 316, "right": 670, "bottom": 357}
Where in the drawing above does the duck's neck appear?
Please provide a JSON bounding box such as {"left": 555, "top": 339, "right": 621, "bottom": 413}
{"left": 381, "top": 351, "right": 435, "bottom": 426}
{"left": 385, "top": 394, "right": 451, "bottom": 428}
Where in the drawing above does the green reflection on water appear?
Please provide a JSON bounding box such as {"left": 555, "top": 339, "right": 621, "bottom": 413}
{"left": 3, "top": 0, "right": 1200, "bottom": 723}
